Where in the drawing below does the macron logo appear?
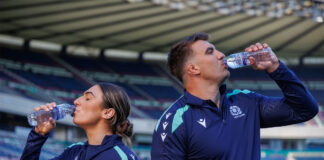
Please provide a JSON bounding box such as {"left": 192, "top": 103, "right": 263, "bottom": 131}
{"left": 162, "top": 121, "right": 168, "bottom": 130}
{"left": 197, "top": 118, "right": 206, "bottom": 128}
{"left": 161, "top": 133, "right": 167, "bottom": 142}
{"left": 166, "top": 113, "right": 172, "bottom": 119}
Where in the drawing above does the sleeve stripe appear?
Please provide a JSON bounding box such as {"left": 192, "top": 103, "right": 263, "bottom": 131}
{"left": 226, "top": 89, "right": 251, "bottom": 98}
{"left": 155, "top": 96, "right": 184, "bottom": 132}
{"left": 114, "top": 146, "right": 128, "bottom": 160}
{"left": 171, "top": 105, "right": 189, "bottom": 133}
{"left": 66, "top": 142, "right": 84, "bottom": 149}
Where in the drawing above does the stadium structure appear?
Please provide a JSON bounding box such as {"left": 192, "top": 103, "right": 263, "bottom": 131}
{"left": 0, "top": 0, "right": 324, "bottom": 159}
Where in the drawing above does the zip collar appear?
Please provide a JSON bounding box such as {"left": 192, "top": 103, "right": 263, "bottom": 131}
{"left": 184, "top": 85, "right": 227, "bottom": 111}
{"left": 80, "top": 134, "right": 125, "bottom": 160}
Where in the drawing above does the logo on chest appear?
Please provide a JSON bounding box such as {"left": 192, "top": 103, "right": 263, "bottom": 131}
{"left": 229, "top": 106, "right": 245, "bottom": 119}
{"left": 197, "top": 118, "right": 206, "bottom": 128}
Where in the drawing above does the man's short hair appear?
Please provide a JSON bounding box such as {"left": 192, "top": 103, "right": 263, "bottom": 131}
{"left": 167, "top": 32, "right": 209, "bottom": 82}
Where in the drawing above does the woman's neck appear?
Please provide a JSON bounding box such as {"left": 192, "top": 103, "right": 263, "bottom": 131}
{"left": 84, "top": 123, "right": 113, "bottom": 145}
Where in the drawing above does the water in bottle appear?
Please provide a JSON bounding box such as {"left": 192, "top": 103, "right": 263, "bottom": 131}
{"left": 224, "top": 47, "right": 274, "bottom": 69}
{"left": 27, "top": 104, "right": 76, "bottom": 126}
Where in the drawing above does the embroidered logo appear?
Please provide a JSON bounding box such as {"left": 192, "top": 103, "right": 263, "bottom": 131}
{"left": 166, "top": 113, "right": 172, "bottom": 119}
{"left": 197, "top": 118, "right": 206, "bottom": 128}
{"left": 162, "top": 121, "right": 168, "bottom": 130}
{"left": 161, "top": 132, "right": 167, "bottom": 142}
{"left": 230, "top": 106, "right": 245, "bottom": 118}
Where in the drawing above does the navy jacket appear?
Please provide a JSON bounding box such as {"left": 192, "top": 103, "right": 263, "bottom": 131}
{"left": 151, "top": 62, "right": 318, "bottom": 160}
{"left": 21, "top": 129, "right": 138, "bottom": 160}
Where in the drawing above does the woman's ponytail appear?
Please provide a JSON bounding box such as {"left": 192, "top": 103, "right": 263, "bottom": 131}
{"left": 98, "top": 83, "right": 133, "bottom": 148}
{"left": 116, "top": 119, "right": 133, "bottom": 148}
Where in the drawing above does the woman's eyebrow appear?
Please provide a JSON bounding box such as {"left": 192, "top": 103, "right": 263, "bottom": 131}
{"left": 84, "top": 91, "right": 95, "bottom": 98}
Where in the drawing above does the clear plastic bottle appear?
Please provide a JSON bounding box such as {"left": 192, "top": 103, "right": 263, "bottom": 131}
{"left": 27, "top": 104, "right": 76, "bottom": 126}
{"left": 224, "top": 47, "right": 274, "bottom": 69}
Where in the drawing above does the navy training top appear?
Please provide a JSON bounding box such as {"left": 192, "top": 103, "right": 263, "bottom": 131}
{"left": 21, "top": 129, "right": 138, "bottom": 160}
{"left": 151, "top": 62, "right": 318, "bottom": 160}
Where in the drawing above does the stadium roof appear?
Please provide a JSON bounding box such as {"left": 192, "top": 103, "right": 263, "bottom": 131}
{"left": 0, "top": 0, "right": 324, "bottom": 62}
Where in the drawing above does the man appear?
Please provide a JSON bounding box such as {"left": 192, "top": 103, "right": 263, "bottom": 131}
{"left": 151, "top": 33, "right": 318, "bottom": 159}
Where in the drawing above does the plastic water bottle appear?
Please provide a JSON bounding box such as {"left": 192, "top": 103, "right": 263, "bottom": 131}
{"left": 27, "top": 104, "right": 76, "bottom": 126}
{"left": 224, "top": 47, "right": 274, "bottom": 69}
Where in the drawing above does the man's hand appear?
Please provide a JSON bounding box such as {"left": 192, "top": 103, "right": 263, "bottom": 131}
{"left": 34, "top": 102, "right": 57, "bottom": 136}
{"left": 245, "top": 43, "right": 280, "bottom": 73}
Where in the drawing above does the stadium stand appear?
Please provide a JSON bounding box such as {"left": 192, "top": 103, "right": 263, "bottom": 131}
{"left": 0, "top": 0, "right": 324, "bottom": 159}
{"left": 0, "top": 129, "right": 70, "bottom": 160}
{"left": 0, "top": 46, "right": 181, "bottom": 118}
{"left": 1, "top": 45, "right": 324, "bottom": 159}
{"left": 1, "top": 45, "right": 324, "bottom": 119}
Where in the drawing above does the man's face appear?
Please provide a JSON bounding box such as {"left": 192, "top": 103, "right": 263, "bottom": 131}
{"left": 188, "top": 40, "right": 230, "bottom": 84}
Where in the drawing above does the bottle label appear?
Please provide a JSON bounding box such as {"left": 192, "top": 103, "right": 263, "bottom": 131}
{"left": 225, "top": 47, "right": 274, "bottom": 69}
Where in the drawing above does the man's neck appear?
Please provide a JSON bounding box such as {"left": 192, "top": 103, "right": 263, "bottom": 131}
{"left": 185, "top": 79, "right": 221, "bottom": 107}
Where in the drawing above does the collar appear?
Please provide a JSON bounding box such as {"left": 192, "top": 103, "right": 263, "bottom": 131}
{"left": 82, "top": 134, "right": 124, "bottom": 159}
{"left": 184, "top": 84, "right": 227, "bottom": 106}
{"left": 85, "top": 134, "right": 124, "bottom": 147}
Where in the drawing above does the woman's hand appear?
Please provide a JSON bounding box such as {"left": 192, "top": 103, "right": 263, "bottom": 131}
{"left": 34, "top": 102, "right": 57, "bottom": 136}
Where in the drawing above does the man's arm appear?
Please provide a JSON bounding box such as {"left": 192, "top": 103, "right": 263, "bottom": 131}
{"left": 151, "top": 106, "right": 188, "bottom": 160}
{"left": 244, "top": 43, "right": 318, "bottom": 127}
{"left": 257, "top": 62, "right": 318, "bottom": 127}
{"left": 151, "top": 129, "right": 187, "bottom": 159}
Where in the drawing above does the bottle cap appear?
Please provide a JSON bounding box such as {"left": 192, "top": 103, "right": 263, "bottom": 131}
{"left": 71, "top": 105, "right": 76, "bottom": 117}
{"left": 223, "top": 59, "right": 227, "bottom": 67}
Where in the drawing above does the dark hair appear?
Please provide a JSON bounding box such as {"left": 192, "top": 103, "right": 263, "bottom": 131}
{"left": 167, "top": 32, "right": 209, "bottom": 82}
{"left": 98, "top": 82, "right": 133, "bottom": 147}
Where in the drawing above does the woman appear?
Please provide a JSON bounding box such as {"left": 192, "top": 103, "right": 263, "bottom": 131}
{"left": 21, "top": 82, "right": 138, "bottom": 160}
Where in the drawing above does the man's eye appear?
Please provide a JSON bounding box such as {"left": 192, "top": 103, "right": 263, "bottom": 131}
{"left": 207, "top": 48, "right": 213, "bottom": 54}
{"left": 85, "top": 98, "right": 90, "bottom": 101}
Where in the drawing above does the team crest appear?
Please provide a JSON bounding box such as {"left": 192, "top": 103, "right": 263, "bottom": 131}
{"left": 230, "top": 106, "right": 245, "bottom": 118}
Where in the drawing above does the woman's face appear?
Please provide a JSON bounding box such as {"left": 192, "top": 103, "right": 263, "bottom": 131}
{"left": 73, "top": 85, "right": 104, "bottom": 127}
